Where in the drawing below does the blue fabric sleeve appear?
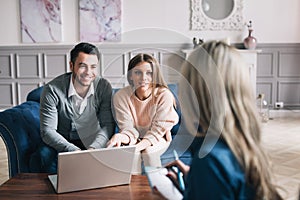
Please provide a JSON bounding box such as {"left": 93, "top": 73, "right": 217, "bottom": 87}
{"left": 183, "top": 140, "right": 254, "bottom": 200}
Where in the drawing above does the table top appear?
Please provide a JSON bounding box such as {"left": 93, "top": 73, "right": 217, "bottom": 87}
{"left": 0, "top": 173, "right": 162, "bottom": 200}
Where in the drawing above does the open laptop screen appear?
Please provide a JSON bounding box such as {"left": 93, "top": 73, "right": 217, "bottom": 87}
{"left": 49, "top": 146, "right": 136, "bottom": 193}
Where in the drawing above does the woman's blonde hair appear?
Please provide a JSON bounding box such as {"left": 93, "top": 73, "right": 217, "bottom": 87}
{"left": 181, "top": 40, "right": 282, "bottom": 199}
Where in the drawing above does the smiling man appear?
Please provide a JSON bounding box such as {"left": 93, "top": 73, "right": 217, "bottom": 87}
{"left": 37, "top": 42, "right": 115, "bottom": 172}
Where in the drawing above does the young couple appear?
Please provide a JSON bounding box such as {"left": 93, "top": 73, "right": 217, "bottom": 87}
{"left": 37, "top": 42, "right": 178, "bottom": 175}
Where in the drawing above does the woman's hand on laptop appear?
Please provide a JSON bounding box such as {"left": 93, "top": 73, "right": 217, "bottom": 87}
{"left": 106, "top": 133, "right": 130, "bottom": 148}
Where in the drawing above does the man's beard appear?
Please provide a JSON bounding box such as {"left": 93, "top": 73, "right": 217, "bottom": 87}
{"left": 73, "top": 73, "right": 91, "bottom": 87}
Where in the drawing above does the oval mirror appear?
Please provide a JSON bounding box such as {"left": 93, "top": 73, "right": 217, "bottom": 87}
{"left": 202, "top": 0, "right": 234, "bottom": 20}
{"left": 191, "top": 0, "right": 244, "bottom": 31}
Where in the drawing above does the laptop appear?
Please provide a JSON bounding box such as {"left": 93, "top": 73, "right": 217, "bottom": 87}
{"left": 48, "top": 146, "right": 136, "bottom": 193}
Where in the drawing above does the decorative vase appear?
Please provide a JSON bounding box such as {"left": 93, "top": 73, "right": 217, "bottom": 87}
{"left": 244, "top": 21, "right": 257, "bottom": 50}
{"left": 256, "top": 93, "right": 269, "bottom": 123}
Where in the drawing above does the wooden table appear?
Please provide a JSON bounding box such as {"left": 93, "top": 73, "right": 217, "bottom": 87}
{"left": 0, "top": 173, "right": 162, "bottom": 200}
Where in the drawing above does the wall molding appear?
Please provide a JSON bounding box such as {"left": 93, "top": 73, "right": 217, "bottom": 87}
{"left": 256, "top": 43, "right": 300, "bottom": 107}
{"left": 1, "top": 43, "right": 300, "bottom": 109}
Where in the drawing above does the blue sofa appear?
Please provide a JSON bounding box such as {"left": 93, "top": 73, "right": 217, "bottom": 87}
{"left": 0, "top": 84, "right": 192, "bottom": 178}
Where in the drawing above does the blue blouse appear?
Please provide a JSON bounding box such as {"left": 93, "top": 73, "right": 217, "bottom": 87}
{"left": 184, "top": 137, "right": 255, "bottom": 200}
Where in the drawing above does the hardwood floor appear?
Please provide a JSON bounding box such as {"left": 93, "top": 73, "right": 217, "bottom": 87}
{"left": 261, "top": 112, "right": 300, "bottom": 200}
{"left": 0, "top": 112, "right": 299, "bottom": 199}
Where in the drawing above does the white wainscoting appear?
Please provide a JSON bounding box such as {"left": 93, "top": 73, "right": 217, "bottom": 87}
{"left": 0, "top": 43, "right": 300, "bottom": 109}
{"left": 0, "top": 43, "right": 191, "bottom": 109}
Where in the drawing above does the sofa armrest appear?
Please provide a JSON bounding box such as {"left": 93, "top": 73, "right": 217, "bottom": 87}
{"left": 0, "top": 101, "right": 41, "bottom": 177}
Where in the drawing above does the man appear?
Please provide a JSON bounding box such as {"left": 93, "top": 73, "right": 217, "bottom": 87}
{"left": 34, "top": 42, "right": 115, "bottom": 172}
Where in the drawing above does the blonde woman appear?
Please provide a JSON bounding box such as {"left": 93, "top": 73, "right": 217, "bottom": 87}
{"left": 107, "top": 53, "right": 179, "bottom": 174}
{"left": 165, "top": 41, "right": 282, "bottom": 199}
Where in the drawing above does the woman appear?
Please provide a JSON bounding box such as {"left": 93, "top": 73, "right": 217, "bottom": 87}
{"left": 107, "top": 53, "right": 179, "bottom": 174}
{"left": 165, "top": 41, "right": 283, "bottom": 199}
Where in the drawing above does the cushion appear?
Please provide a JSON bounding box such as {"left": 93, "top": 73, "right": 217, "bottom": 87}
{"left": 26, "top": 86, "right": 44, "bottom": 102}
{"left": 167, "top": 84, "right": 181, "bottom": 135}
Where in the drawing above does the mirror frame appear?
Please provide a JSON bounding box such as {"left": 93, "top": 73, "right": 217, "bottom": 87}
{"left": 191, "top": 0, "right": 244, "bottom": 31}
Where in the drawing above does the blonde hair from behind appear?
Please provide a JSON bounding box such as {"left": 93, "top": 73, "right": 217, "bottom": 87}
{"left": 180, "top": 40, "right": 282, "bottom": 200}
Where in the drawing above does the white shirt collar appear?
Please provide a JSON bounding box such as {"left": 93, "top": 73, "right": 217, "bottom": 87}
{"left": 68, "top": 76, "right": 94, "bottom": 99}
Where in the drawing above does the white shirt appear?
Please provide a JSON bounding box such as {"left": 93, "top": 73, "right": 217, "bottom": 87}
{"left": 68, "top": 77, "right": 94, "bottom": 114}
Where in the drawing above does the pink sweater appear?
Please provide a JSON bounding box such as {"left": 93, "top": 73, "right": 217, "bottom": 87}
{"left": 113, "top": 86, "right": 179, "bottom": 145}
